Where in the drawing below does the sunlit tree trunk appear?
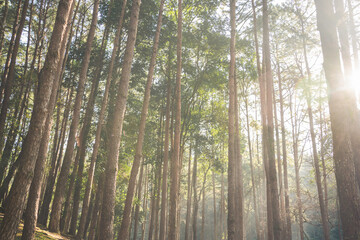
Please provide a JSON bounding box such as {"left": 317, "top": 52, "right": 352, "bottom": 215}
{"left": 276, "top": 62, "right": 291, "bottom": 239}
{"left": 49, "top": 0, "right": 98, "bottom": 232}
{"left": 117, "top": 1, "right": 164, "bottom": 237}
{"left": 159, "top": 42, "right": 172, "bottom": 240}
{"left": 0, "top": 0, "right": 74, "bottom": 238}
{"left": 228, "top": 0, "right": 236, "bottom": 239}
{"left": 0, "top": 0, "right": 29, "bottom": 156}
{"left": 185, "top": 145, "right": 192, "bottom": 240}
{"left": 289, "top": 93, "right": 304, "bottom": 240}
{"left": 314, "top": 0, "right": 360, "bottom": 238}
{"left": 98, "top": 0, "right": 141, "bottom": 238}
{"left": 168, "top": 0, "right": 183, "bottom": 238}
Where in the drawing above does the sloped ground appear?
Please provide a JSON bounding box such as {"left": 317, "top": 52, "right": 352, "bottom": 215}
{"left": 0, "top": 213, "right": 71, "bottom": 240}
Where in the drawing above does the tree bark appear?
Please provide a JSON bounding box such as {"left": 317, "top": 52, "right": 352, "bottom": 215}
{"left": 132, "top": 160, "right": 145, "bottom": 240}
{"left": 159, "top": 42, "right": 172, "bottom": 240}
{"left": 314, "top": 1, "right": 360, "bottom": 239}
{"left": 168, "top": 0, "right": 182, "bottom": 238}
{"left": 276, "top": 62, "right": 291, "bottom": 240}
{"left": 0, "top": 0, "right": 74, "bottom": 238}
{"left": 289, "top": 93, "right": 304, "bottom": 240}
{"left": 245, "top": 98, "right": 261, "bottom": 240}
{"left": 227, "top": 0, "right": 236, "bottom": 239}
{"left": 185, "top": 146, "right": 192, "bottom": 240}
{"left": 263, "top": 0, "right": 282, "bottom": 238}
{"left": 0, "top": 0, "right": 29, "bottom": 156}
{"left": 66, "top": 0, "right": 100, "bottom": 234}
{"left": 99, "top": 0, "right": 141, "bottom": 238}
{"left": 48, "top": 0, "right": 99, "bottom": 232}
{"left": 117, "top": 1, "right": 164, "bottom": 237}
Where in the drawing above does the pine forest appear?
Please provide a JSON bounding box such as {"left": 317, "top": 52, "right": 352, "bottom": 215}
{"left": 0, "top": 0, "right": 359, "bottom": 239}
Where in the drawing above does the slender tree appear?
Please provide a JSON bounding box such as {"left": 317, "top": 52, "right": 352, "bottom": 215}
{"left": 0, "top": 0, "right": 74, "bottom": 238}
{"left": 314, "top": 0, "right": 360, "bottom": 239}
{"left": 99, "top": 0, "right": 141, "bottom": 238}
{"left": 168, "top": 0, "right": 183, "bottom": 238}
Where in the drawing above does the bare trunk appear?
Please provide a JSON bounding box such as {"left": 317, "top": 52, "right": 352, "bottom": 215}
{"left": 168, "top": 0, "right": 182, "bottom": 238}
{"left": 263, "top": 1, "right": 282, "bottom": 238}
{"left": 0, "top": 0, "right": 29, "bottom": 155}
{"left": 276, "top": 63, "right": 291, "bottom": 239}
{"left": 132, "top": 160, "right": 145, "bottom": 240}
{"left": 99, "top": 0, "right": 141, "bottom": 238}
{"left": 117, "top": 1, "right": 164, "bottom": 237}
{"left": 159, "top": 43, "right": 172, "bottom": 240}
{"left": 185, "top": 146, "right": 192, "bottom": 240}
{"left": 0, "top": 0, "right": 74, "bottom": 238}
{"left": 289, "top": 94, "right": 304, "bottom": 240}
{"left": 314, "top": 1, "right": 360, "bottom": 238}
{"left": 245, "top": 98, "right": 261, "bottom": 240}
{"left": 227, "top": 1, "right": 236, "bottom": 239}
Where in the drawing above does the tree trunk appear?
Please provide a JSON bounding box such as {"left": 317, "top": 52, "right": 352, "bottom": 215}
{"left": 212, "top": 171, "right": 217, "bottom": 240}
{"left": 99, "top": 0, "right": 141, "bottom": 238}
{"left": 0, "top": 0, "right": 9, "bottom": 58}
{"left": 168, "top": 0, "right": 182, "bottom": 238}
{"left": 66, "top": 1, "right": 100, "bottom": 234}
{"left": 0, "top": 0, "right": 29, "bottom": 155}
{"left": 88, "top": 175, "right": 104, "bottom": 240}
{"left": 263, "top": 0, "right": 282, "bottom": 238}
{"left": 228, "top": 1, "right": 236, "bottom": 239}
{"left": 185, "top": 146, "right": 192, "bottom": 240}
{"left": 117, "top": 1, "right": 164, "bottom": 237}
{"left": 245, "top": 98, "right": 261, "bottom": 240}
{"left": 38, "top": 87, "right": 73, "bottom": 226}
{"left": 289, "top": 94, "right": 304, "bottom": 240}
{"left": 132, "top": 160, "right": 145, "bottom": 240}
{"left": 347, "top": 0, "right": 358, "bottom": 68}
{"left": 192, "top": 142, "right": 198, "bottom": 240}
{"left": 314, "top": 1, "right": 360, "bottom": 239}
{"left": 159, "top": 42, "right": 172, "bottom": 240}
{"left": 0, "top": 0, "right": 74, "bottom": 238}
{"left": 48, "top": 0, "right": 99, "bottom": 232}
{"left": 276, "top": 62, "right": 292, "bottom": 240}
{"left": 298, "top": 11, "right": 330, "bottom": 238}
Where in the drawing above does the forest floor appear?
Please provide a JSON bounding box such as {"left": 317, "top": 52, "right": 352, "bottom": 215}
{"left": 0, "top": 213, "right": 72, "bottom": 240}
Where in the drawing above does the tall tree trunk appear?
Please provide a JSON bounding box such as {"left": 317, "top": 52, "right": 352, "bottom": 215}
{"left": 289, "top": 94, "right": 304, "bottom": 240}
{"left": 76, "top": 0, "right": 125, "bottom": 238}
{"left": 132, "top": 160, "right": 145, "bottom": 240}
{"left": 0, "top": 0, "right": 21, "bottom": 104}
{"left": 192, "top": 142, "right": 198, "bottom": 240}
{"left": 234, "top": 80, "right": 243, "bottom": 239}
{"left": 168, "top": 0, "right": 182, "bottom": 238}
{"left": 99, "top": 0, "right": 141, "bottom": 238}
{"left": 334, "top": 0, "right": 360, "bottom": 189}
{"left": 0, "top": 0, "right": 74, "bottom": 238}
{"left": 228, "top": 0, "right": 236, "bottom": 239}
{"left": 21, "top": 6, "right": 76, "bottom": 232}
{"left": 0, "top": 0, "right": 29, "bottom": 155}
{"left": 299, "top": 12, "right": 330, "bottom": 238}
{"left": 263, "top": 0, "right": 282, "bottom": 238}
{"left": 48, "top": 0, "right": 99, "bottom": 232}
{"left": 185, "top": 146, "right": 192, "bottom": 240}
{"left": 0, "top": 0, "right": 9, "bottom": 58}
{"left": 66, "top": 1, "right": 100, "bottom": 234}
{"left": 245, "top": 98, "right": 261, "bottom": 240}
{"left": 212, "top": 171, "right": 217, "bottom": 240}
{"left": 276, "top": 62, "right": 291, "bottom": 239}
{"left": 347, "top": 0, "right": 358, "bottom": 68}
{"left": 314, "top": 1, "right": 360, "bottom": 239}
{"left": 117, "top": 1, "right": 164, "bottom": 237}
{"left": 88, "top": 175, "right": 104, "bottom": 240}
{"left": 159, "top": 42, "right": 172, "bottom": 240}
{"left": 38, "top": 87, "right": 73, "bottom": 226}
